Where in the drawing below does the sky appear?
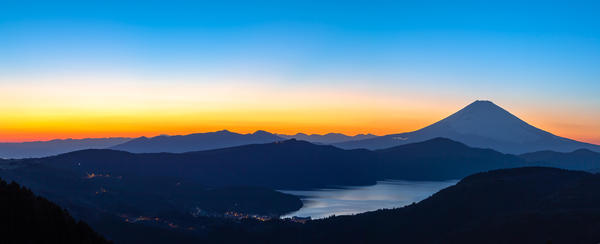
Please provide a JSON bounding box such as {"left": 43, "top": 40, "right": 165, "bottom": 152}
{"left": 1, "top": 0, "right": 599, "bottom": 144}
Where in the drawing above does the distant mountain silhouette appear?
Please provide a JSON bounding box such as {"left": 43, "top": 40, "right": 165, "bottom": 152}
{"left": 335, "top": 100, "right": 600, "bottom": 154}
{"left": 110, "top": 130, "right": 283, "bottom": 153}
{"left": 0, "top": 137, "right": 131, "bottom": 159}
{"left": 277, "top": 133, "right": 377, "bottom": 144}
{"left": 215, "top": 167, "right": 600, "bottom": 243}
{"left": 0, "top": 178, "right": 109, "bottom": 243}
{"left": 520, "top": 149, "right": 600, "bottom": 171}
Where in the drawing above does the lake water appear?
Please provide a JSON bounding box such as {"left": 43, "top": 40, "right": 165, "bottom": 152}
{"left": 280, "top": 180, "right": 458, "bottom": 219}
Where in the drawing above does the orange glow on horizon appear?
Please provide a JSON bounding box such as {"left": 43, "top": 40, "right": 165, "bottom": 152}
{"left": 1, "top": 77, "right": 599, "bottom": 145}
{"left": 1, "top": 107, "right": 599, "bottom": 145}
{"left": 0, "top": 109, "right": 442, "bottom": 143}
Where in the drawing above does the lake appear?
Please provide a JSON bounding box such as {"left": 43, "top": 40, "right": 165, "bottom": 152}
{"left": 280, "top": 180, "right": 458, "bottom": 219}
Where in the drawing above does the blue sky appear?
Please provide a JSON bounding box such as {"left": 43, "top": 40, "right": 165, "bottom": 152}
{"left": 1, "top": 0, "right": 599, "bottom": 143}
{"left": 2, "top": 1, "right": 598, "bottom": 88}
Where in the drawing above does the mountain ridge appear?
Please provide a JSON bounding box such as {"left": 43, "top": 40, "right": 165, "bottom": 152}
{"left": 110, "top": 130, "right": 284, "bottom": 153}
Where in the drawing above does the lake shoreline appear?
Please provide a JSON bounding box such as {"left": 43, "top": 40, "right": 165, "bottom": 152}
{"left": 280, "top": 179, "right": 458, "bottom": 219}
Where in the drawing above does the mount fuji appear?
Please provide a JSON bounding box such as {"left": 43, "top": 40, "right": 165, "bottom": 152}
{"left": 335, "top": 100, "right": 600, "bottom": 154}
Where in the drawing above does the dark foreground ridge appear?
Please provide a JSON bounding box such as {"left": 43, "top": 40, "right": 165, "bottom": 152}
{"left": 207, "top": 167, "right": 600, "bottom": 244}
{"left": 0, "top": 178, "right": 110, "bottom": 244}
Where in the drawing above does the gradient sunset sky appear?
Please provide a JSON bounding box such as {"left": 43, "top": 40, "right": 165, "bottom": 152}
{"left": 1, "top": 1, "right": 599, "bottom": 144}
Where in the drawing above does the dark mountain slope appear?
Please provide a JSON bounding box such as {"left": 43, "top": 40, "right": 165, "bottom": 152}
{"left": 110, "top": 130, "right": 283, "bottom": 153}
{"left": 0, "top": 178, "right": 110, "bottom": 244}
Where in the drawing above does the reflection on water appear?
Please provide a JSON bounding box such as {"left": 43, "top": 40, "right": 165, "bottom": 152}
{"left": 280, "top": 180, "right": 457, "bottom": 219}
